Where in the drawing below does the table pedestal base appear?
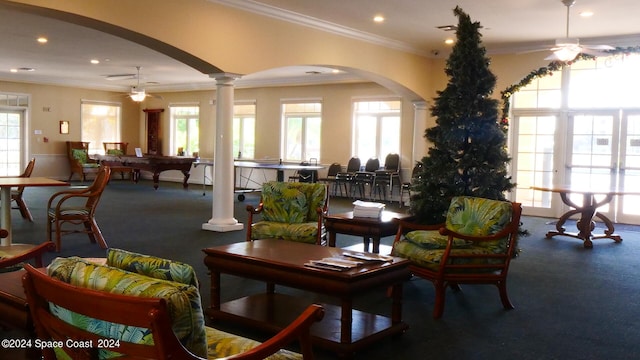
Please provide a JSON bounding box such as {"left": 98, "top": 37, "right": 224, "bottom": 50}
{"left": 545, "top": 204, "right": 622, "bottom": 248}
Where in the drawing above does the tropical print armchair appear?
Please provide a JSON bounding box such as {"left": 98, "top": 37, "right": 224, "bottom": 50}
{"left": 246, "top": 181, "right": 329, "bottom": 245}
{"left": 41, "top": 251, "right": 319, "bottom": 359}
{"left": 392, "top": 196, "right": 522, "bottom": 318}
{"left": 66, "top": 141, "right": 100, "bottom": 181}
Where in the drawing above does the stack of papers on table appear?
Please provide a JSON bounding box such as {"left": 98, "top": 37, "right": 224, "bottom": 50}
{"left": 342, "top": 251, "right": 394, "bottom": 262}
{"left": 353, "top": 200, "right": 385, "bottom": 218}
{"left": 305, "top": 257, "right": 363, "bottom": 271}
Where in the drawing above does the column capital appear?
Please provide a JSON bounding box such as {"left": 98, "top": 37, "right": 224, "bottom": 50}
{"left": 412, "top": 100, "right": 429, "bottom": 111}
{"left": 210, "top": 72, "right": 243, "bottom": 84}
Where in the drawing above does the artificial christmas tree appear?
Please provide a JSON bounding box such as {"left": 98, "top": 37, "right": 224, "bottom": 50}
{"left": 410, "top": 6, "right": 515, "bottom": 224}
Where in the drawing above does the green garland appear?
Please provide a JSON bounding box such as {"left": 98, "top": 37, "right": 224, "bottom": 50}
{"left": 499, "top": 46, "right": 640, "bottom": 132}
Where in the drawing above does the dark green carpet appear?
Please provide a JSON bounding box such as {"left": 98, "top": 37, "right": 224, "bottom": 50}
{"left": 4, "top": 179, "right": 640, "bottom": 359}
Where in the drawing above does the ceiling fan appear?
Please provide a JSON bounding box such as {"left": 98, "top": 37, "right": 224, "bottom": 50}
{"left": 126, "top": 66, "right": 162, "bottom": 102}
{"left": 544, "top": 0, "right": 614, "bottom": 61}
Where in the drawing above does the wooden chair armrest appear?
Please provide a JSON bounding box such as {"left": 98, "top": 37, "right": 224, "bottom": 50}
{"left": 245, "top": 203, "right": 264, "bottom": 215}
{"left": 245, "top": 203, "right": 264, "bottom": 242}
{"left": 439, "top": 224, "right": 517, "bottom": 242}
{"left": 0, "top": 242, "right": 55, "bottom": 268}
{"left": 227, "top": 304, "right": 324, "bottom": 360}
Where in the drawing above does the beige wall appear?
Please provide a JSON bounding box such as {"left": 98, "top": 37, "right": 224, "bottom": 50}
{"left": 1, "top": 0, "right": 560, "bottom": 181}
{"left": 6, "top": 0, "right": 432, "bottom": 101}
{"left": 1, "top": 51, "right": 556, "bottom": 181}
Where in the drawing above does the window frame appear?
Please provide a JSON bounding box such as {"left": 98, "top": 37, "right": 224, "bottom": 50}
{"left": 80, "top": 100, "right": 122, "bottom": 155}
{"left": 280, "top": 100, "right": 322, "bottom": 163}
{"left": 233, "top": 101, "right": 256, "bottom": 159}
{"left": 351, "top": 98, "right": 402, "bottom": 165}
{"left": 169, "top": 104, "right": 200, "bottom": 156}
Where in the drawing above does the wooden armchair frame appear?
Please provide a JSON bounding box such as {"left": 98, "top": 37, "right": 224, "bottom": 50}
{"left": 47, "top": 166, "right": 111, "bottom": 251}
{"left": 22, "top": 264, "right": 325, "bottom": 360}
{"left": 103, "top": 141, "right": 128, "bottom": 155}
{"left": 392, "top": 199, "right": 522, "bottom": 318}
{"left": 66, "top": 141, "right": 100, "bottom": 181}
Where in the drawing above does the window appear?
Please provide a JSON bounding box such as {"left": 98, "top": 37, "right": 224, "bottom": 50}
{"left": 352, "top": 99, "right": 401, "bottom": 164}
{"left": 233, "top": 102, "right": 256, "bottom": 159}
{"left": 81, "top": 101, "right": 121, "bottom": 155}
{"left": 281, "top": 101, "right": 321, "bottom": 162}
{"left": 170, "top": 105, "right": 199, "bottom": 156}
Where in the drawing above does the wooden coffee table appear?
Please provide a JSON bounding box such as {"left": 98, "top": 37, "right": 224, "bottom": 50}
{"left": 202, "top": 239, "right": 411, "bottom": 358}
{"left": 325, "top": 210, "right": 412, "bottom": 253}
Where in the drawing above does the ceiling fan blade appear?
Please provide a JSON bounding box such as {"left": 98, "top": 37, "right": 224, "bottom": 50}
{"left": 582, "top": 44, "right": 615, "bottom": 50}
{"left": 544, "top": 53, "right": 562, "bottom": 61}
{"left": 518, "top": 47, "right": 554, "bottom": 55}
{"left": 105, "top": 74, "right": 137, "bottom": 81}
{"left": 580, "top": 48, "right": 613, "bottom": 57}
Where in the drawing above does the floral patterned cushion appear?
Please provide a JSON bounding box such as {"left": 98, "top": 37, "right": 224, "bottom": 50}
{"left": 392, "top": 241, "right": 502, "bottom": 272}
{"left": 106, "top": 149, "right": 124, "bottom": 155}
{"left": 106, "top": 248, "right": 199, "bottom": 288}
{"left": 445, "top": 196, "right": 512, "bottom": 253}
{"left": 250, "top": 221, "right": 320, "bottom": 244}
{"left": 47, "top": 256, "right": 207, "bottom": 358}
{"left": 205, "top": 327, "right": 302, "bottom": 360}
{"left": 71, "top": 148, "right": 89, "bottom": 164}
{"left": 404, "top": 230, "right": 474, "bottom": 249}
{"left": 261, "top": 182, "right": 309, "bottom": 223}
{"left": 299, "top": 182, "right": 327, "bottom": 221}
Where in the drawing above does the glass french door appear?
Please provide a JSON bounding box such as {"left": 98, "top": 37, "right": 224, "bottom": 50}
{"left": 618, "top": 112, "right": 640, "bottom": 223}
{"left": 512, "top": 113, "right": 560, "bottom": 217}
{"left": 513, "top": 110, "right": 640, "bottom": 224}
{"left": 0, "top": 109, "right": 24, "bottom": 176}
{"left": 565, "top": 111, "right": 619, "bottom": 220}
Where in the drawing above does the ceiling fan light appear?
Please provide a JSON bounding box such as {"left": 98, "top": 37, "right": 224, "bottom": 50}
{"left": 130, "top": 90, "right": 146, "bottom": 102}
{"left": 554, "top": 47, "right": 580, "bottom": 62}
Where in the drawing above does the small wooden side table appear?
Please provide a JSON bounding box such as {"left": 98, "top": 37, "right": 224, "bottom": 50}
{"left": 325, "top": 210, "right": 412, "bottom": 253}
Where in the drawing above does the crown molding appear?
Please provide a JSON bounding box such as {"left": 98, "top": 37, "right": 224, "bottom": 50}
{"left": 208, "top": 0, "right": 429, "bottom": 57}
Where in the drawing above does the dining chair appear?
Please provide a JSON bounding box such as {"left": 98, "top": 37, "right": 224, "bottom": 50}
{"left": 10, "top": 157, "right": 36, "bottom": 221}
{"left": 318, "top": 162, "right": 342, "bottom": 196}
{"left": 372, "top": 153, "right": 401, "bottom": 202}
{"left": 334, "top": 157, "right": 360, "bottom": 197}
{"left": 351, "top": 158, "right": 379, "bottom": 199}
{"left": 46, "top": 166, "right": 111, "bottom": 252}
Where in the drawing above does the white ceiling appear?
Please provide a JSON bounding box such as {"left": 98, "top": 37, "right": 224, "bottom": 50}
{"left": 1, "top": 0, "right": 640, "bottom": 93}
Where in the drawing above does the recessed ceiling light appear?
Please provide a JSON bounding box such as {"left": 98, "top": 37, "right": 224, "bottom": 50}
{"left": 580, "top": 11, "right": 594, "bottom": 17}
{"left": 37, "top": 37, "right": 48, "bottom": 44}
{"left": 444, "top": 39, "right": 455, "bottom": 45}
{"left": 373, "top": 15, "right": 385, "bottom": 23}
{"left": 90, "top": 59, "right": 100, "bottom": 64}
{"left": 10, "top": 68, "right": 18, "bottom": 73}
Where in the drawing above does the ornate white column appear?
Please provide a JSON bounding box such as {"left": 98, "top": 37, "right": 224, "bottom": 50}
{"left": 412, "top": 100, "right": 429, "bottom": 164}
{"left": 202, "top": 73, "right": 244, "bottom": 232}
